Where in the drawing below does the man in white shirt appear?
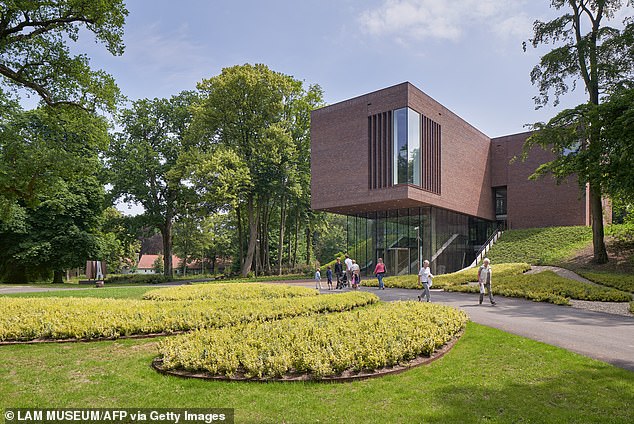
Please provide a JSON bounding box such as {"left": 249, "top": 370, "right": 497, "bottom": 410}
{"left": 418, "top": 259, "right": 433, "bottom": 302}
{"left": 344, "top": 254, "right": 353, "bottom": 288}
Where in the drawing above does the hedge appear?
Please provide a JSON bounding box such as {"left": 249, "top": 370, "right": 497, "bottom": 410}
{"left": 105, "top": 274, "right": 171, "bottom": 285}
{"left": 361, "top": 263, "right": 531, "bottom": 289}
{"left": 143, "top": 283, "right": 318, "bottom": 301}
{"left": 445, "top": 271, "right": 633, "bottom": 304}
{"left": 158, "top": 301, "right": 468, "bottom": 379}
{"left": 577, "top": 272, "right": 634, "bottom": 293}
{"left": 0, "top": 292, "right": 378, "bottom": 342}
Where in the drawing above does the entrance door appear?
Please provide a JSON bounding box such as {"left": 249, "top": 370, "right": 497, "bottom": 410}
{"left": 388, "top": 248, "right": 410, "bottom": 276}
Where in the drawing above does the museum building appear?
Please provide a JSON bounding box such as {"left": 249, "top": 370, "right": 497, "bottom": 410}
{"left": 310, "top": 82, "right": 591, "bottom": 276}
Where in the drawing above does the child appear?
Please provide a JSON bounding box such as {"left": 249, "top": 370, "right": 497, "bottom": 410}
{"left": 315, "top": 268, "right": 322, "bottom": 290}
{"left": 326, "top": 265, "right": 333, "bottom": 290}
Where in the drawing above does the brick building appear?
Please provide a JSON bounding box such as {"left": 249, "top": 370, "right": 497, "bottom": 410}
{"left": 310, "top": 82, "right": 589, "bottom": 276}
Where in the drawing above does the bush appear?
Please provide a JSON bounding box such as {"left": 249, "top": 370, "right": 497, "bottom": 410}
{"left": 105, "top": 274, "right": 171, "bottom": 285}
{"left": 0, "top": 291, "right": 379, "bottom": 342}
{"left": 158, "top": 301, "right": 468, "bottom": 379}
{"left": 577, "top": 272, "right": 634, "bottom": 293}
{"left": 445, "top": 271, "right": 632, "bottom": 304}
{"left": 143, "top": 283, "right": 318, "bottom": 301}
{"left": 361, "top": 263, "right": 531, "bottom": 289}
{"left": 487, "top": 226, "right": 592, "bottom": 265}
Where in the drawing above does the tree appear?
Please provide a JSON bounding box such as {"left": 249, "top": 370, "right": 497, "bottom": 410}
{"left": 192, "top": 64, "right": 324, "bottom": 276}
{"left": 99, "top": 207, "right": 141, "bottom": 273}
{"left": 0, "top": 0, "right": 127, "bottom": 111}
{"left": 0, "top": 106, "right": 108, "bottom": 282}
{"left": 525, "top": 0, "right": 634, "bottom": 263}
{"left": 107, "top": 91, "right": 198, "bottom": 277}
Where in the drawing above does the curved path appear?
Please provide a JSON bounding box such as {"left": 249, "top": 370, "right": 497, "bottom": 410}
{"left": 311, "top": 284, "right": 634, "bottom": 372}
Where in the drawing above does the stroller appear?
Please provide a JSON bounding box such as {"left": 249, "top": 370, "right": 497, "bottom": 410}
{"left": 337, "top": 272, "right": 349, "bottom": 289}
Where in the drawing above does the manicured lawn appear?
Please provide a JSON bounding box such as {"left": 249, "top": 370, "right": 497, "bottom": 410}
{"left": 487, "top": 226, "right": 593, "bottom": 265}
{"left": 2, "top": 286, "right": 157, "bottom": 299}
{"left": 0, "top": 322, "right": 632, "bottom": 423}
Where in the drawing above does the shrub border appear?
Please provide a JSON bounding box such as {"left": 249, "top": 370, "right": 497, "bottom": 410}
{"left": 150, "top": 331, "right": 463, "bottom": 383}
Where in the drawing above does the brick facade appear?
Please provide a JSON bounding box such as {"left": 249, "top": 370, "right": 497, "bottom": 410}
{"left": 311, "top": 82, "right": 590, "bottom": 230}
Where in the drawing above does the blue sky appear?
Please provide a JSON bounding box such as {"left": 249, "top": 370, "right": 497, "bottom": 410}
{"left": 76, "top": 0, "right": 619, "bottom": 138}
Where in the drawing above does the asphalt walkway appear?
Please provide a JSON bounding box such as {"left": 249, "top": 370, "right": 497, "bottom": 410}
{"left": 311, "top": 284, "right": 634, "bottom": 372}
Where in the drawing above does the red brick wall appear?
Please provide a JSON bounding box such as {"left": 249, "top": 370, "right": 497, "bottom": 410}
{"left": 490, "top": 132, "right": 588, "bottom": 229}
{"left": 311, "top": 82, "right": 495, "bottom": 220}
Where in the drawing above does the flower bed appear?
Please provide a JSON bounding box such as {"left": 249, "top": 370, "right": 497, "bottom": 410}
{"left": 157, "top": 301, "right": 468, "bottom": 380}
{"left": 143, "top": 283, "right": 318, "bottom": 301}
{"left": 361, "top": 263, "right": 531, "bottom": 289}
{"left": 0, "top": 292, "right": 378, "bottom": 342}
{"left": 445, "top": 271, "right": 633, "bottom": 304}
{"left": 577, "top": 272, "right": 634, "bottom": 293}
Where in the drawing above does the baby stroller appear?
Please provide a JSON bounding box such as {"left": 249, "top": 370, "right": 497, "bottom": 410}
{"left": 338, "top": 272, "right": 349, "bottom": 289}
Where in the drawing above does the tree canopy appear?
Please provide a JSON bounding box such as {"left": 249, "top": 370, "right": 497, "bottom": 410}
{"left": 0, "top": 0, "right": 127, "bottom": 111}
{"left": 525, "top": 0, "right": 634, "bottom": 263}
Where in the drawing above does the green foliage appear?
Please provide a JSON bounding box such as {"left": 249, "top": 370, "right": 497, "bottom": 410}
{"left": 577, "top": 272, "right": 634, "bottom": 293}
{"left": 104, "top": 274, "right": 171, "bottom": 285}
{"left": 486, "top": 226, "right": 593, "bottom": 265}
{"left": 0, "top": 107, "right": 109, "bottom": 282}
{"left": 0, "top": 290, "right": 378, "bottom": 342}
{"left": 107, "top": 91, "right": 200, "bottom": 276}
{"left": 143, "top": 283, "right": 318, "bottom": 301}
{"left": 158, "top": 301, "right": 467, "bottom": 379}
{"left": 362, "top": 263, "right": 531, "bottom": 289}
{"left": 445, "top": 271, "right": 632, "bottom": 304}
{"left": 0, "top": 0, "right": 127, "bottom": 111}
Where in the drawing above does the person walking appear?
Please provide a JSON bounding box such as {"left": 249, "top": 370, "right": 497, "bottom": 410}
{"left": 315, "top": 268, "right": 323, "bottom": 290}
{"left": 326, "top": 265, "right": 333, "bottom": 290}
{"left": 374, "top": 257, "right": 386, "bottom": 290}
{"left": 344, "top": 254, "right": 353, "bottom": 288}
{"left": 351, "top": 259, "right": 360, "bottom": 289}
{"left": 334, "top": 258, "right": 344, "bottom": 289}
{"left": 418, "top": 259, "right": 433, "bottom": 302}
{"left": 478, "top": 258, "right": 496, "bottom": 305}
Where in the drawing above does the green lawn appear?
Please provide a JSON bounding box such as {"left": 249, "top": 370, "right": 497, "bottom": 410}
{"left": 2, "top": 286, "right": 157, "bottom": 299}
{"left": 0, "top": 322, "right": 632, "bottom": 423}
{"left": 487, "top": 226, "right": 593, "bottom": 265}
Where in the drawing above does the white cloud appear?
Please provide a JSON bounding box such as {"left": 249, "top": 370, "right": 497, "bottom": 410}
{"left": 358, "top": 0, "right": 532, "bottom": 43}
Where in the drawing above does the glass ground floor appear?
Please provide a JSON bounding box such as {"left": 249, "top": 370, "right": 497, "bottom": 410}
{"left": 346, "top": 207, "right": 495, "bottom": 276}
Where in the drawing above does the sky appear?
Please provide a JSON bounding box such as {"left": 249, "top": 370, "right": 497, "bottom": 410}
{"left": 67, "top": 0, "right": 629, "bottom": 215}
{"left": 77, "top": 0, "right": 614, "bottom": 138}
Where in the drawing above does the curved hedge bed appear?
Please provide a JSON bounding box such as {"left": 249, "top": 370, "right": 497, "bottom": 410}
{"left": 445, "top": 271, "right": 633, "bottom": 304}
{"left": 143, "top": 283, "right": 318, "bottom": 301}
{"left": 156, "top": 301, "right": 468, "bottom": 381}
{"left": 0, "top": 292, "right": 378, "bottom": 342}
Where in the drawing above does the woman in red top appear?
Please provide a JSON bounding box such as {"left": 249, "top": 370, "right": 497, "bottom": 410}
{"left": 374, "top": 258, "right": 386, "bottom": 290}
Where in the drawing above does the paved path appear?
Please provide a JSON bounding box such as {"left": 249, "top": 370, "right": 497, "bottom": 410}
{"left": 308, "top": 284, "right": 634, "bottom": 372}
{"left": 526, "top": 265, "right": 598, "bottom": 285}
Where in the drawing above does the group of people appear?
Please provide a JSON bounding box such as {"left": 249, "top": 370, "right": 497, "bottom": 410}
{"left": 315, "top": 254, "right": 496, "bottom": 306}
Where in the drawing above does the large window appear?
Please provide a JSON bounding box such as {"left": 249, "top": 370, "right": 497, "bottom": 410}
{"left": 393, "top": 108, "right": 421, "bottom": 185}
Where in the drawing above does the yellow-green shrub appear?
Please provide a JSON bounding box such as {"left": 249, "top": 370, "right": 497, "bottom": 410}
{"left": 0, "top": 292, "right": 378, "bottom": 342}
{"left": 445, "top": 271, "right": 632, "bottom": 304}
{"left": 158, "top": 301, "right": 468, "bottom": 379}
{"left": 143, "top": 283, "right": 318, "bottom": 301}
{"left": 362, "top": 263, "right": 531, "bottom": 289}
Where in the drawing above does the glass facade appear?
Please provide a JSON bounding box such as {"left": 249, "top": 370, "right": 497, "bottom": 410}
{"left": 393, "top": 107, "right": 421, "bottom": 186}
{"left": 346, "top": 207, "right": 495, "bottom": 276}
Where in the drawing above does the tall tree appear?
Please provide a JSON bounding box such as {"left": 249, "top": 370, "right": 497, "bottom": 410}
{"left": 192, "top": 64, "right": 323, "bottom": 276}
{"left": 0, "top": 0, "right": 127, "bottom": 111}
{"left": 0, "top": 106, "right": 108, "bottom": 282}
{"left": 525, "top": 0, "right": 634, "bottom": 263}
{"left": 107, "top": 91, "right": 197, "bottom": 277}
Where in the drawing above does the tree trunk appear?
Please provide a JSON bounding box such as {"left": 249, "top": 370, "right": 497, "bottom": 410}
{"left": 305, "top": 225, "right": 311, "bottom": 265}
{"left": 236, "top": 204, "right": 244, "bottom": 268}
{"left": 278, "top": 195, "right": 286, "bottom": 275}
{"left": 241, "top": 196, "right": 258, "bottom": 277}
{"left": 52, "top": 270, "right": 64, "bottom": 284}
{"left": 589, "top": 183, "right": 608, "bottom": 264}
{"left": 293, "top": 211, "right": 300, "bottom": 268}
{"left": 161, "top": 218, "right": 174, "bottom": 278}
